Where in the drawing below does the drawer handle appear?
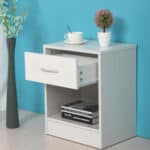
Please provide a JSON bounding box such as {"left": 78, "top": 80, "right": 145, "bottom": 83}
{"left": 40, "top": 68, "right": 59, "bottom": 74}
{"left": 80, "top": 71, "right": 83, "bottom": 75}
{"left": 80, "top": 78, "right": 83, "bottom": 81}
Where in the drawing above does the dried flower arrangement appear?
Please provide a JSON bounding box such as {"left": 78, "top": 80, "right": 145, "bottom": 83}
{"left": 0, "top": 0, "right": 28, "bottom": 129}
{"left": 95, "top": 9, "right": 113, "bottom": 32}
{"left": 0, "top": 0, "right": 27, "bottom": 38}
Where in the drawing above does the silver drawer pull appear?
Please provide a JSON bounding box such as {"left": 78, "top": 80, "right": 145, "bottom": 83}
{"left": 40, "top": 68, "right": 59, "bottom": 74}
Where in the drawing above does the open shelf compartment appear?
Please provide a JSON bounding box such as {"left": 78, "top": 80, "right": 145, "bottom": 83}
{"left": 46, "top": 83, "right": 99, "bottom": 130}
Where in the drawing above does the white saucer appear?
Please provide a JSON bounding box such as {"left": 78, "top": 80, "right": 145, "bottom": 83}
{"left": 64, "top": 40, "right": 87, "bottom": 45}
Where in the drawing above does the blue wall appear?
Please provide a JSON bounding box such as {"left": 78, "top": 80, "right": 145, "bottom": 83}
{"left": 16, "top": 0, "right": 150, "bottom": 137}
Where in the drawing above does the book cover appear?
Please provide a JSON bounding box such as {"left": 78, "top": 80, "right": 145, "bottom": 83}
{"left": 61, "top": 112, "right": 98, "bottom": 125}
{"left": 61, "top": 109, "right": 98, "bottom": 119}
{"left": 61, "top": 101, "right": 98, "bottom": 115}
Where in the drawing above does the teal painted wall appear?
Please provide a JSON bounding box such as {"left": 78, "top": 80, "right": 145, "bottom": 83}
{"left": 16, "top": 0, "right": 150, "bottom": 137}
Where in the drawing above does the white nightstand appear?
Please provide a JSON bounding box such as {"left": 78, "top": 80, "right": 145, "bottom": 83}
{"left": 25, "top": 40, "right": 136, "bottom": 149}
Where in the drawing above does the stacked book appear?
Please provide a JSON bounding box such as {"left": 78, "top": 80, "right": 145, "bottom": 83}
{"left": 61, "top": 101, "right": 98, "bottom": 125}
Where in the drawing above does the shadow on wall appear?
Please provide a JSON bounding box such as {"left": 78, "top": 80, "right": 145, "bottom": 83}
{"left": 112, "top": 17, "right": 128, "bottom": 42}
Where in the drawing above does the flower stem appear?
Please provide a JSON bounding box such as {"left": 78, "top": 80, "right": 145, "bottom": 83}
{"left": 103, "top": 27, "right": 106, "bottom": 32}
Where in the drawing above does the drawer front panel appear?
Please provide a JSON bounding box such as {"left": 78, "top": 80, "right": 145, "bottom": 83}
{"left": 47, "top": 120, "right": 101, "bottom": 148}
{"left": 25, "top": 52, "right": 79, "bottom": 89}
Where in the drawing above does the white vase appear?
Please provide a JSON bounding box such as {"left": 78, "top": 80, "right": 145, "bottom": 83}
{"left": 0, "top": 24, "right": 8, "bottom": 111}
{"left": 97, "top": 32, "right": 111, "bottom": 48}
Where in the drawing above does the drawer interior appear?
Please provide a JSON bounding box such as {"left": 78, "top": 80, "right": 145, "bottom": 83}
{"left": 44, "top": 48, "right": 98, "bottom": 58}
{"left": 55, "top": 53, "right": 98, "bottom": 67}
{"left": 44, "top": 48, "right": 98, "bottom": 68}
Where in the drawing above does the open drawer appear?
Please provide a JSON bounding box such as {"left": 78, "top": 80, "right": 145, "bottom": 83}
{"left": 25, "top": 52, "right": 98, "bottom": 89}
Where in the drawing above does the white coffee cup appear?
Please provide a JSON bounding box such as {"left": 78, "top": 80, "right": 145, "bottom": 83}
{"left": 64, "top": 32, "right": 83, "bottom": 43}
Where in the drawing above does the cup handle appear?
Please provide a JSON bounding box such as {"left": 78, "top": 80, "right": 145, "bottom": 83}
{"left": 64, "top": 34, "right": 68, "bottom": 40}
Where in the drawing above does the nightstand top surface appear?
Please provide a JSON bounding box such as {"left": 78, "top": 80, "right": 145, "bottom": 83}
{"left": 44, "top": 40, "right": 136, "bottom": 55}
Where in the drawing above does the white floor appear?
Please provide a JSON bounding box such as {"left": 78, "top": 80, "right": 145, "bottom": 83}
{"left": 0, "top": 111, "right": 150, "bottom": 150}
